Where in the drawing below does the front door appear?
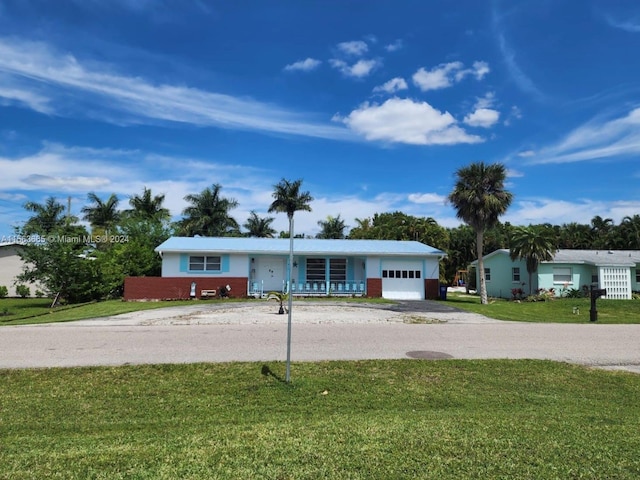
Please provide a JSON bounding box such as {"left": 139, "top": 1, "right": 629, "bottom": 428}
{"left": 258, "top": 258, "right": 285, "bottom": 291}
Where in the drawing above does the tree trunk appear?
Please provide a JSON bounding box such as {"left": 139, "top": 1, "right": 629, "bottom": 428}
{"left": 477, "top": 230, "right": 488, "bottom": 304}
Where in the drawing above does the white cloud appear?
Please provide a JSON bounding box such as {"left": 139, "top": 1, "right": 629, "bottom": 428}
{"left": 0, "top": 86, "right": 53, "bottom": 114}
{"left": 337, "top": 97, "right": 482, "bottom": 145}
{"left": 23, "top": 174, "right": 112, "bottom": 190}
{"left": 330, "top": 58, "right": 380, "bottom": 78}
{"left": 503, "top": 198, "right": 640, "bottom": 226}
{"left": 470, "top": 61, "right": 490, "bottom": 80}
{"left": 412, "top": 60, "right": 489, "bottom": 91}
{"left": 604, "top": 14, "right": 640, "bottom": 33}
{"left": 464, "top": 108, "right": 500, "bottom": 128}
{"left": 408, "top": 193, "right": 447, "bottom": 204}
{"left": 373, "top": 77, "right": 408, "bottom": 94}
{"left": 517, "top": 150, "right": 535, "bottom": 157}
{"left": 506, "top": 169, "right": 524, "bottom": 178}
{"left": 412, "top": 62, "right": 463, "bottom": 91}
{"left": 283, "top": 57, "right": 321, "bottom": 72}
{"left": 463, "top": 92, "right": 500, "bottom": 128}
{"left": 336, "top": 40, "right": 368, "bottom": 56}
{"left": 384, "top": 39, "right": 404, "bottom": 52}
{"left": 529, "top": 107, "right": 640, "bottom": 164}
{"left": 0, "top": 38, "right": 353, "bottom": 141}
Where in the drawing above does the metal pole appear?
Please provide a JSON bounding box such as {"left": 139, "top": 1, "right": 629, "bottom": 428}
{"left": 285, "top": 216, "right": 294, "bottom": 383}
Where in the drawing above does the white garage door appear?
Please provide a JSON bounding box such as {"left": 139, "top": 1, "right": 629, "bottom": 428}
{"left": 381, "top": 261, "right": 424, "bottom": 300}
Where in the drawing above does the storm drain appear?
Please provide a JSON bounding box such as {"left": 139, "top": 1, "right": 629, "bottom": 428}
{"left": 406, "top": 350, "right": 453, "bottom": 360}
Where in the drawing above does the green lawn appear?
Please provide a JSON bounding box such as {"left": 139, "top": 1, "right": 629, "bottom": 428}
{"left": 0, "top": 298, "right": 225, "bottom": 326}
{"left": 446, "top": 292, "right": 640, "bottom": 323}
{"left": 1, "top": 360, "right": 639, "bottom": 479}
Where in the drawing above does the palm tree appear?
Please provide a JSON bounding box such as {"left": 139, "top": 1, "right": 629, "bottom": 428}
{"left": 126, "top": 187, "right": 170, "bottom": 221}
{"left": 590, "top": 215, "right": 614, "bottom": 249}
{"left": 509, "top": 225, "right": 557, "bottom": 295}
{"left": 178, "top": 184, "right": 239, "bottom": 237}
{"left": 22, "top": 196, "right": 71, "bottom": 235}
{"left": 316, "top": 215, "right": 347, "bottom": 239}
{"left": 81, "top": 193, "right": 120, "bottom": 234}
{"left": 243, "top": 211, "right": 277, "bottom": 238}
{"left": 268, "top": 178, "right": 313, "bottom": 383}
{"left": 448, "top": 162, "right": 513, "bottom": 304}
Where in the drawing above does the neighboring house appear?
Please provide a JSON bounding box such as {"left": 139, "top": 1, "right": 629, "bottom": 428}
{"left": 472, "top": 249, "right": 640, "bottom": 299}
{"left": 124, "top": 237, "right": 446, "bottom": 301}
{"left": 0, "top": 242, "right": 27, "bottom": 297}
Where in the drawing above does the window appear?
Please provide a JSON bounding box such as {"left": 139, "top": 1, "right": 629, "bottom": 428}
{"left": 484, "top": 268, "right": 491, "bottom": 281}
{"left": 189, "top": 255, "right": 221, "bottom": 271}
{"left": 329, "top": 258, "right": 347, "bottom": 282}
{"left": 553, "top": 267, "right": 572, "bottom": 283}
{"left": 382, "top": 269, "right": 421, "bottom": 279}
{"left": 306, "top": 258, "right": 326, "bottom": 282}
{"left": 636, "top": 269, "right": 640, "bottom": 283}
{"left": 512, "top": 267, "right": 520, "bottom": 282}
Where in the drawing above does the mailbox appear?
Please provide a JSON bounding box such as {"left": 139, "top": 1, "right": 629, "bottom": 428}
{"left": 589, "top": 286, "right": 607, "bottom": 322}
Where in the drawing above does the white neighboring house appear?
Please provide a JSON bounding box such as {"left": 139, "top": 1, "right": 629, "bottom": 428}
{"left": 0, "top": 242, "right": 31, "bottom": 297}
{"left": 125, "top": 237, "right": 447, "bottom": 301}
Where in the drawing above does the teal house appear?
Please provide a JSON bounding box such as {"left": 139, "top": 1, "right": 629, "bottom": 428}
{"left": 472, "top": 249, "right": 640, "bottom": 300}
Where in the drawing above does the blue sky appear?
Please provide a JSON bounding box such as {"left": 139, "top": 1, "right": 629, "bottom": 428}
{"left": 1, "top": 0, "right": 639, "bottom": 238}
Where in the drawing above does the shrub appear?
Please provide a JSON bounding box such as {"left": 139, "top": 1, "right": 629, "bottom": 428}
{"left": 35, "top": 290, "right": 45, "bottom": 298}
{"left": 511, "top": 288, "right": 525, "bottom": 301}
{"left": 15, "top": 285, "right": 31, "bottom": 298}
{"left": 563, "top": 288, "right": 584, "bottom": 298}
{"left": 526, "top": 288, "right": 556, "bottom": 302}
{"left": 0, "top": 286, "right": 8, "bottom": 298}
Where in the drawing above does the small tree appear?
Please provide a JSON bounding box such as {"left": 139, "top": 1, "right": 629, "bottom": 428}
{"left": 0, "top": 286, "right": 8, "bottom": 299}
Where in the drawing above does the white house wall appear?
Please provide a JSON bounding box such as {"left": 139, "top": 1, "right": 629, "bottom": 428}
{"left": 0, "top": 245, "right": 24, "bottom": 296}
{"left": 161, "top": 252, "right": 248, "bottom": 277}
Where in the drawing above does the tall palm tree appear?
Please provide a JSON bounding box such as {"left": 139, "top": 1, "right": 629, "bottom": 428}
{"left": 509, "top": 225, "right": 557, "bottom": 295}
{"left": 268, "top": 178, "right": 313, "bottom": 383}
{"left": 81, "top": 193, "right": 120, "bottom": 234}
{"left": 316, "top": 214, "right": 347, "bottom": 239}
{"left": 243, "top": 211, "right": 277, "bottom": 238}
{"left": 178, "top": 184, "right": 239, "bottom": 237}
{"left": 448, "top": 162, "right": 513, "bottom": 304}
{"left": 23, "top": 196, "right": 71, "bottom": 235}
{"left": 126, "top": 187, "right": 170, "bottom": 221}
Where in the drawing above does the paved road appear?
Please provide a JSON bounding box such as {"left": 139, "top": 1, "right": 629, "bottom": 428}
{"left": 1, "top": 301, "right": 639, "bottom": 372}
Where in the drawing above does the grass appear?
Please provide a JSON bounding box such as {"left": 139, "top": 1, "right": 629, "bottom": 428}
{"left": 446, "top": 292, "right": 640, "bottom": 323}
{"left": 1, "top": 360, "right": 639, "bottom": 479}
{"left": 0, "top": 297, "right": 228, "bottom": 326}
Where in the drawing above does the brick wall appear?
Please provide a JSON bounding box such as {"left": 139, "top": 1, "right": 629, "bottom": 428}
{"left": 366, "top": 278, "right": 382, "bottom": 297}
{"left": 124, "top": 277, "right": 248, "bottom": 301}
{"left": 425, "top": 279, "right": 439, "bottom": 300}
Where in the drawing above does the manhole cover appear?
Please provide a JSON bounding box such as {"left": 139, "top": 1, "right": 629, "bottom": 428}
{"left": 406, "top": 350, "right": 453, "bottom": 360}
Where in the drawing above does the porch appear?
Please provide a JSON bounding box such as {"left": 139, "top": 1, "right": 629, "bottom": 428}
{"left": 248, "top": 279, "right": 367, "bottom": 298}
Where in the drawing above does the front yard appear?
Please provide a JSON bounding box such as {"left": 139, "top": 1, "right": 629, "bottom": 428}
{"left": 446, "top": 291, "right": 640, "bottom": 323}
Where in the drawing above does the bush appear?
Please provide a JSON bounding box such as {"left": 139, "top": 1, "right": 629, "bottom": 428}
{"left": 35, "top": 290, "right": 45, "bottom": 298}
{"left": 0, "top": 285, "right": 8, "bottom": 298}
{"left": 526, "top": 288, "right": 556, "bottom": 302}
{"left": 15, "top": 285, "right": 31, "bottom": 298}
{"left": 563, "top": 288, "right": 584, "bottom": 298}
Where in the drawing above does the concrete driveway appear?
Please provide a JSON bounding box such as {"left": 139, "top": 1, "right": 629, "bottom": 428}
{"left": 1, "top": 300, "right": 639, "bottom": 373}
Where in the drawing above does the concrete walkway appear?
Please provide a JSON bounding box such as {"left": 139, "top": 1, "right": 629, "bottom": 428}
{"left": 1, "top": 301, "right": 639, "bottom": 373}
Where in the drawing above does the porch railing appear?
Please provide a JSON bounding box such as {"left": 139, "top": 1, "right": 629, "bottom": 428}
{"left": 248, "top": 279, "right": 367, "bottom": 297}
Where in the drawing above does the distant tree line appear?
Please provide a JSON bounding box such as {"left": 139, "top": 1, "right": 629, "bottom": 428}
{"left": 14, "top": 166, "right": 640, "bottom": 304}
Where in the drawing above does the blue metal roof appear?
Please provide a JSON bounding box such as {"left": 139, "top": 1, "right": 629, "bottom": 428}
{"left": 156, "top": 236, "right": 446, "bottom": 257}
